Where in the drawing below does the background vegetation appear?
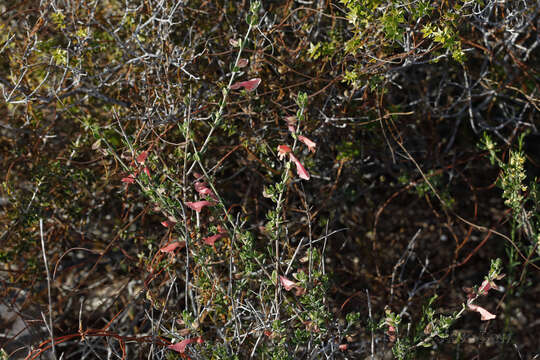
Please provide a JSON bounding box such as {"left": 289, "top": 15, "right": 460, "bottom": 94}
{"left": 1, "top": 0, "right": 538, "bottom": 359}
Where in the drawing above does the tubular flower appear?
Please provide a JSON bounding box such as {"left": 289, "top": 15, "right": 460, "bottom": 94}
{"left": 277, "top": 144, "right": 292, "bottom": 160}
{"left": 136, "top": 150, "right": 149, "bottom": 164}
{"left": 203, "top": 233, "right": 224, "bottom": 245}
{"left": 277, "top": 145, "right": 310, "bottom": 180}
{"left": 121, "top": 174, "right": 136, "bottom": 184}
{"left": 230, "top": 78, "right": 261, "bottom": 91}
{"left": 160, "top": 241, "right": 186, "bottom": 254}
{"left": 289, "top": 153, "right": 310, "bottom": 180}
{"left": 467, "top": 303, "right": 496, "bottom": 321}
{"left": 185, "top": 200, "right": 214, "bottom": 213}
{"left": 298, "top": 135, "right": 317, "bottom": 153}
{"left": 167, "top": 337, "right": 203, "bottom": 353}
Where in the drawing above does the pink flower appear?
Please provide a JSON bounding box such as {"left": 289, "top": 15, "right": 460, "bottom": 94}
{"left": 143, "top": 166, "right": 151, "bottom": 176}
{"left": 136, "top": 151, "right": 149, "bottom": 164}
{"left": 185, "top": 200, "right": 214, "bottom": 213}
{"left": 279, "top": 275, "right": 297, "bottom": 291}
{"left": 467, "top": 303, "right": 496, "bottom": 321}
{"left": 237, "top": 58, "right": 249, "bottom": 68}
{"left": 277, "top": 145, "right": 310, "bottom": 180}
{"left": 298, "top": 135, "right": 317, "bottom": 153}
{"left": 203, "top": 233, "right": 224, "bottom": 246}
{"left": 167, "top": 337, "right": 203, "bottom": 353}
{"left": 277, "top": 145, "right": 292, "bottom": 160}
{"left": 121, "top": 174, "right": 136, "bottom": 184}
{"left": 289, "top": 153, "right": 310, "bottom": 180}
{"left": 230, "top": 78, "right": 261, "bottom": 91}
{"left": 160, "top": 241, "right": 186, "bottom": 253}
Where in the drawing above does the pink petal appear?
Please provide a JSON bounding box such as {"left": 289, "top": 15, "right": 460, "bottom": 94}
{"left": 160, "top": 241, "right": 185, "bottom": 253}
{"left": 143, "top": 166, "right": 151, "bottom": 176}
{"left": 203, "top": 233, "right": 224, "bottom": 245}
{"left": 230, "top": 78, "right": 261, "bottom": 91}
{"left": 298, "top": 135, "right": 317, "bottom": 153}
{"left": 136, "top": 151, "right": 149, "bottom": 164}
{"left": 121, "top": 174, "right": 136, "bottom": 184}
{"left": 277, "top": 145, "right": 292, "bottom": 160}
{"left": 468, "top": 303, "right": 496, "bottom": 321}
{"left": 289, "top": 153, "right": 310, "bottom": 180}
{"left": 279, "top": 275, "right": 297, "bottom": 291}
{"left": 185, "top": 200, "right": 214, "bottom": 213}
{"left": 237, "top": 58, "right": 249, "bottom": 68}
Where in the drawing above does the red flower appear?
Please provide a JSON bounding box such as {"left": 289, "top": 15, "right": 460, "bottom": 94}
{"left": 160, "top": 241, "right": 186, "bottom": 253}
{"left": 289, "top": 153, "right": 310, "bottom": 180}
{"left": 298, "top": 135, "right": 316, "bottom": 153}
{"left": 185, "top": 200, "right": 214, "bottom": 213}
{"left": 121, "top": 174, "right": 136, "bottom": 184}
{"left": 277, "top": 145, "right": 310, "bottom": 180}
{"left": 279, "top": 275, "right": 297, "bottom": 291}
{"left": 279, "top": 275, "right": 306, "bottom": 296}
{"left": 277, "top": 145, "right": 292, "bottom": 160}
{"left": 203, "top": 233, "right": 224, "bottom": 245}
{"left": 167, "top": 337, "right": 203, "bottom": 353}
{"left": 230, "top": 78, "right": 261, "bottom": 91}
{"left": 136, "top": 150, "right": 149, "bottom": 164}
